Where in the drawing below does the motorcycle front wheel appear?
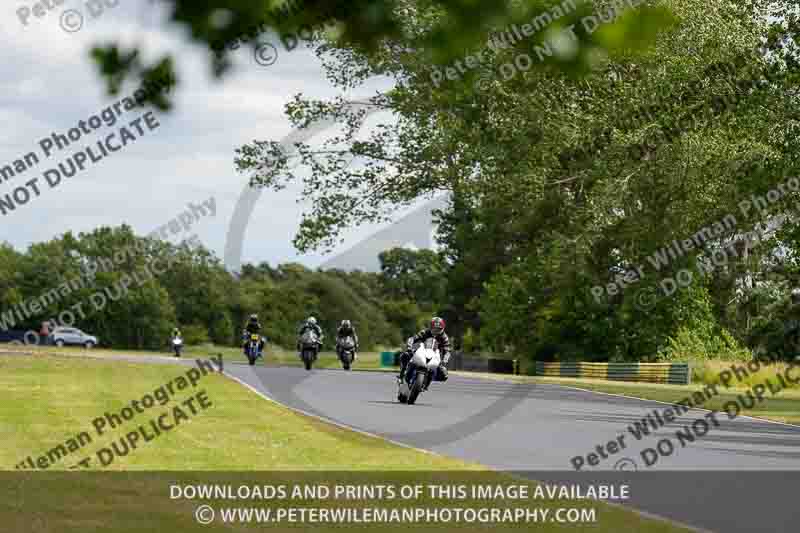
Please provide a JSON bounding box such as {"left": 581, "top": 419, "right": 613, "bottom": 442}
{"left": 407, "top": 371, "right": 426, "bottom": 405}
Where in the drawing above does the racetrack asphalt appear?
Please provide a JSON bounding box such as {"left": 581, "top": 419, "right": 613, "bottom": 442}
{"left": 225, "top": 363, "right": 800, "bottom": 533}
{"left": 16, "top": 351, "right": 798, "bottom": 532}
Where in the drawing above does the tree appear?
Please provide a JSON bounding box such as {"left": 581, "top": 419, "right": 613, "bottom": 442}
{"left": 88, "top": 1, "right": 673, "bottom": 109}
{"left": 379, "top": 247, "right": 446, "bottom": 305}
{"left": 235, "top": 0, "right": 800, "bottom": 361}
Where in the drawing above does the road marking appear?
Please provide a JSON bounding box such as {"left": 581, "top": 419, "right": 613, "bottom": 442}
{"left": 217, "top": 365, "right": 461, "bottom": 462}
{"left": 219, "top": 364, "right": 716, "bottom": 533}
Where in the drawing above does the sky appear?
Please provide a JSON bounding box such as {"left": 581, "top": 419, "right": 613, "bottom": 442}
{"left": 0, "top": 0, "right": 432, "bottom": 272}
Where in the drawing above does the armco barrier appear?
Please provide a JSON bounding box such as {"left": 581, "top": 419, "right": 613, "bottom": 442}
{"left": 533, "top": 361, "right": 690, "bottom": 385}
{"left": 441, "top": 353, "right": 520, "bottom": 375}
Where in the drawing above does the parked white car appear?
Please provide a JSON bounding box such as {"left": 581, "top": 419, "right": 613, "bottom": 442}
{"left": 50, "top": 327, "right": 98, "bottom": 348}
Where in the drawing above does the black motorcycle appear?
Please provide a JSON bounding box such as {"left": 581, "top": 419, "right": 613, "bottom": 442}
{"left": 337, "top": 336, "right": 356, "bottom": 370}
{"left": 299, "top": 330, "right": 320, "bottom": 371}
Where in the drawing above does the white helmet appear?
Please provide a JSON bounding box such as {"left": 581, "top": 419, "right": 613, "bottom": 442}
{"left": 308, "top": 317, "right": 317, "bottom": 325}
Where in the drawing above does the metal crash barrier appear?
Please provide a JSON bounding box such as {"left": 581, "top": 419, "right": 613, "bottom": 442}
{"left": 534, "top": 361, "right": 691, "bottom": 385}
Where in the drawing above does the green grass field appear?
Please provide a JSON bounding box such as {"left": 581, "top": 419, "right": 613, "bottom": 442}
{"left": 0, "top": 354, "right": 693, "bottom": 533}
{"left": 0, "top": 342, "right": 391, "bottom": 370}
{"left": 0, "top": 355, "right": 436, "bottom": 471}
{"left": 3, "top": 343, "right": 798, "bottom": 425}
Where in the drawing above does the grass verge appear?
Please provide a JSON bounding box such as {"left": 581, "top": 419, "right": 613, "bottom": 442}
{"left": 0, "top": 354, "right": 693, "bottom": 533}
{"left": 0, "top": 343, "right": 393, "bottom": 371}
{"left": 0, "top": 354, "right": 445, "bottom": 471}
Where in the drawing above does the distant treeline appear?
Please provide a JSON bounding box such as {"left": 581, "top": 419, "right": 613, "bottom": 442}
{"left": 0, "top": 226, "right": 445, "bottom": 351}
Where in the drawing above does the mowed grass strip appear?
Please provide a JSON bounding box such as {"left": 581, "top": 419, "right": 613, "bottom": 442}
{"left": 0, "top": 355, "right": 695, "bottom": 533}
{"left": 0, "top": 343, "right": 393, "bottom": 371}
{"left": 4, "top": 344, "right": 797, "bottom": 424}
{"left": 0, "top": 355, "right": 457, "bottom": 471}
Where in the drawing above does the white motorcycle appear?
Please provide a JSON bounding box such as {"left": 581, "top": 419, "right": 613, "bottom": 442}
{"left": 172, "top": 337, "right": 183, "bottom": 358}
{"left": 397, "top": 338, "right": 440, "bottom": 405}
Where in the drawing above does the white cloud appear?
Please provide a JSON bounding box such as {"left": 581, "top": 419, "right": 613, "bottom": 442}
{"left": 0, "top": 0, "right": 403, "bottom": 269}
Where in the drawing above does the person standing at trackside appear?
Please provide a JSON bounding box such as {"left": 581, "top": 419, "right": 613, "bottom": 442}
{"left": 336, "top": 319, "right": 360, "bottom": 361}
{"left": 40, "top": 321, "right": 52, "bottom": 345}
{"left": 297, "top": 316, "right": 324, "bottom": 351}
{"left": 242, "top": 314, "right": 266, "bottom": 357}
{"left": 398, "top": 317, "right": 451, "bottom": 384}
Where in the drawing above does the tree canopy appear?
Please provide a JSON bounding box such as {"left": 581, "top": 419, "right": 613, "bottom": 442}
{"left": 233, "top": 0, "right": 800, "bottom": 362}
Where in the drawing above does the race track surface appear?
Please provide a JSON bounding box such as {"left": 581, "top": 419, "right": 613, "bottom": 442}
{"left": 226, "top": 363, "right": 800, "bottom": 533}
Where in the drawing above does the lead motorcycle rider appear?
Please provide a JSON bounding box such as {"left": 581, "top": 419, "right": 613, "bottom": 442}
{"left": 397, "top": 317, "right": 451, "bottom": 387}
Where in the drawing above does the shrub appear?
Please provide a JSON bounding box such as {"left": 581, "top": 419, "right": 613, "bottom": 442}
{"left": 182, "top": 324, "right": 211, "bottom": 346}
{"left": 656, "top": 326, "right": 752, "bottom": 362}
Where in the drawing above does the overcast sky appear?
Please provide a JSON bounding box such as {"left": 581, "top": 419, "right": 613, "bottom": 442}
{"left": 0, "top": 0, "right": 428, "bottom": 271}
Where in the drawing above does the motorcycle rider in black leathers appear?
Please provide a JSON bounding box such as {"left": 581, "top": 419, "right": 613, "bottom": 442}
{"left": 242, "top": 314, "right": 265, "bottom": 357}
{"left": 336, "top": 319, "right": 360, "bottom": 361}
{"left": 398, "top": 316, "right": 451, "bottom": 385}
{"left": 297, "top": 316, "right": 324, "bottom": 351}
